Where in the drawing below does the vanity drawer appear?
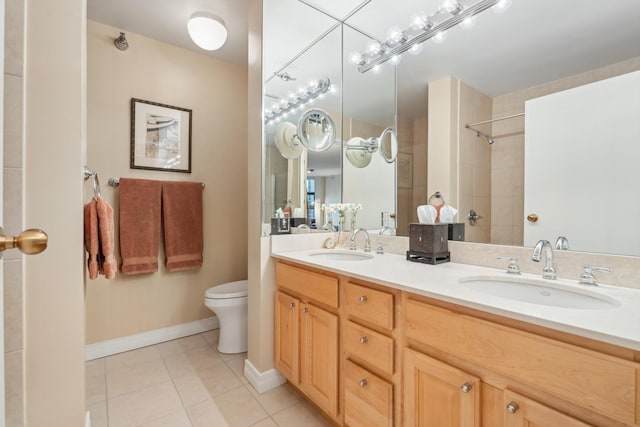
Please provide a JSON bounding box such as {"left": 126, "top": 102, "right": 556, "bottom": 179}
{"left": 344, "top": 281, "right": 394, "bottom": 330}
{"left": 275, "top": 262, "right": 338, "bottom": 308}
{"left": 344, "top": 359, "right": 393, "bottom": 427}
{"left": 345, "top": 320, "right": 394, "bottom": 375}
{"left": 405, "top": 298, "right": 640, "bottom": 425}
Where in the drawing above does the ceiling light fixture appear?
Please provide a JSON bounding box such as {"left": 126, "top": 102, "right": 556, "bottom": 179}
{"left": 187, "top": 12, "right": 228, "bottom": 51}
{"left": 353, "top": 0, "right": 509, "bottom": 73}
{"left": 264, "top": 78, "right": 334, "bottom": 125}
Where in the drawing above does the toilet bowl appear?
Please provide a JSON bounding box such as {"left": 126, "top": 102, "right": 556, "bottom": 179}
{"left": 204, "top": 279, "right": 248, "bottom": 354}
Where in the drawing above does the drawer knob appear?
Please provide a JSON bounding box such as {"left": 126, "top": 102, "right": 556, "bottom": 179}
{"left": 359, "top": 295, "right": 368, "bottom": 303}
{"left": 460, "top": 383, "right": 472, "bottom": 393}
{"left": 359, "top": 379, "right": 368, "bottom": 387}
{"left": 506, "top": 402, "right": 519, "bottom": 414}
{"left": 288, "top": 302, "right": 295, "bottom": 309}
{"left": 359, "top": 336, "right": 368, "bottom": 344}
{"left": 302, "top": 307, "right": 309, "bottom": 313}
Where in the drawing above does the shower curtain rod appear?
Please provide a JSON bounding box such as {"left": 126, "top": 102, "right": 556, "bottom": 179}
{"left": 465, "top": 112, "right": 525, "bottom": 129}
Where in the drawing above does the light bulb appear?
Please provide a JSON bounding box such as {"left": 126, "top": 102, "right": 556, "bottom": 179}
{"left": 366, "top": 40, "right": 384, "bottom": 55}
{"left": 389, "top": 55, "right": 402, "bottom": 65}
{"left": 329, "top": 84, "right": 337, "bottom": 93}
{"left": 460, "top": 16, "right": 477, "bottom": 29}
{"left": 493, "top": 0, "right": 512, "bottom": 13}
{"left": 439, "top": 0, "right": 461, "bottom": 14}
{"left": 348, "top": 51, "right": 364, "bottom": 65}
{"left": 386, "top": 26, "right": 405, "bottom": 45}
{"left": 432, "top": 31, "right": 447, "bottom": 44}
{"left": 409, "top": 11, "right": 430, "bottom": 31}
{"left": 371, "top": 65, "right": 382, "bottom": 75}
{"left": 308, "top": 80, "right": 318, "bottom": 89}
{"left": 409, "top": 43, "right": 424, "bottom": 55}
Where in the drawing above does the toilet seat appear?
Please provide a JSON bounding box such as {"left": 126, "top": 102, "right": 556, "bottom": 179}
{"left": 205, "top": 279, "right": 248, "bottom": 299}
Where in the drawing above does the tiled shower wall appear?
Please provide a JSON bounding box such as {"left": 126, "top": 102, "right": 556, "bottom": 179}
{"left": 3, "top": 0, "right": 25, "bottom": 424}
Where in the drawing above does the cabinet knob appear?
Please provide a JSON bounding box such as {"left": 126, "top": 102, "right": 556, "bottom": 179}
{"left": 359, "top": 336, "right": 368, "bottom": 344}
{"left": 359, "top": 379, "right": 368, "bottom": 387}
{"left": 359, "top": 295, "right": 368, "bottom": 303}
{"left": 302, "top": 307, "right": 309, "bottom": 313}
{"left": 288, "top": 302, "right": 295, "bottom": 309}
{"left": 460, "top": 383, "right": 472, "bottom": 393}
{"left": 506, "top": 402, "right": 519, "bottom": 414}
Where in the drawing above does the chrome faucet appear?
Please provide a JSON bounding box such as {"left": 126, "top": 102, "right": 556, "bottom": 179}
{"left": 379, "top": 226, "right": 395, "bottom": 235}
{"left": 531, "top": 240, "right": 557, "bottom": 280}
{"left": 349, "top": 228, "right": 371, "bottom": 252}
{"left": 296, "top": 224, "right": 311, "bottom": 233}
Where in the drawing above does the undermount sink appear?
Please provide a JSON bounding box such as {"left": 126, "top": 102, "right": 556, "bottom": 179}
{"left": 308, "top": 249, "right": 374, "bottom": 261}
{"left": 458, "top": 276, "right": 620, "bottom": 310}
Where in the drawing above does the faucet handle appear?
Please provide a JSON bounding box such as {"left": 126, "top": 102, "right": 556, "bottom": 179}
{"left": 376, "top": 241, "right": 388, "bottom": 255}
{"left": 497, "top": 256, "right": 521, "bottom": 275}
{"left": 579, "top": 265, "right": 612, "bottom": 286}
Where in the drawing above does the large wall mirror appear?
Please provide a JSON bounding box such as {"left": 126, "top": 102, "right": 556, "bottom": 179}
{"left": 262, "top": 0, "right": 640, "bottom": 257}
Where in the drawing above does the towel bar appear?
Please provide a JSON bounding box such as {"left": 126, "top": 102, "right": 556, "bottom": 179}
{"left": 108, "top": 177, "right": 205, "bottom": 189}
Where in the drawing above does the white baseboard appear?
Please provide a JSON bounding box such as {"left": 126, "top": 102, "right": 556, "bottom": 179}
{"left": 244, "top": 359, "right": 286, "bottom": 394}
{"left": 85, "top": 410, "right": 91, "bottom": 427}
{"left": 85, "top": 317, "right": 219, "bottom": 360}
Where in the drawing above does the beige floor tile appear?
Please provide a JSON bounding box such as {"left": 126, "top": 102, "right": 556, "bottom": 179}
{"left": 250, "top": 418, "right": 278, "bottom": 427}
{"left": 86, "top": 359, "right": 106, "bottom": 406}
{"left": 271, "top": 401, "right": 333, "bottom": 427}
{"left": 201, "top": 329, "right": 219, "bottom": 346}
{"left": 108, "top": 381, "right": 184, "bottom": 427}
{"left": 225, "top": 357, "right": 249, "bottom": 384}
{"left": 173, "top": 363, "right": 242, "bottom": 406}
{"left": 138, "top": 409, "right": 192, "bottom": 427}
{"left": 163, "top": 345, "right": 225, "bottom": 379}
{"left": 214, "top": 386, "right": 269, "bottom": 427}
{"left": 106, "top": 345, "right": 161, "bottom": 372}
{"left": 187, "top": 398, "right": 230, "bottom": 427}
{"left": 249, "top": 383, "right": 301, "bottom": 416}
{"left": 156, "top": 334, "right": 209, "bottom": 357}
{"left": 86, "top": 401, "right": 108, "bottom": 427}
{"left": 106, "top": 357, "right": 171, "bottom": 398}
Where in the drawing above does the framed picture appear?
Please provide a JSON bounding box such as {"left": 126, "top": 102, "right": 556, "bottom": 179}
{"left": 397, "top": 152, "right": 413, "bottom": 189}
{"left": 130, "top": 98, "right": 192, "bottom": 173}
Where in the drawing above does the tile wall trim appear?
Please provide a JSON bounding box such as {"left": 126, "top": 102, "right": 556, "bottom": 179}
{"left": 84, "top": 317, "right": 218, "bottom": 360}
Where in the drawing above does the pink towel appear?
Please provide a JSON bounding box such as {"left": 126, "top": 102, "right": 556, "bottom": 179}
{"left": 96, "top": 196, "right": 117, "bottom": 279}
{"left": 119, "top": 178, "right": 163, "bottom": 275}
{"left": 162, "top": 181, "right": 203, "bottom": 272}
{"left": 84, "top": 199, "right": 100, "bottom": 279}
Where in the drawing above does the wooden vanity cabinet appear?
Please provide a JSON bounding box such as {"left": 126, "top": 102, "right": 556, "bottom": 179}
{"left": 503, "top": 390, "right": 592, "bottom": 427}
{"left": 274, "top": 263, "right": 339, "bottom": 419}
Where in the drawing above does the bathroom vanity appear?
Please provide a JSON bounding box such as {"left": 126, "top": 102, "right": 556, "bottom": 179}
{"left": 272, "top": 249, "right": 640, "bottom": 427}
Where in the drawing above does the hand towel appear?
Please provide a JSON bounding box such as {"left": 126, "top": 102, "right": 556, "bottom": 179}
{"left": 162, "top": 181, "right": 203, "bottom": 272}
{"left": 84, "top": 199, "right": 100, "bottom": 279}
{"left": 119, "top": 178, "right": 163, "bottom": 275}
{"left": 417, "top": 205, "right": 437, "bottom": 224}
{"left": 96, "top": 196, "right": 117, "bottom": 279}
{"left": 439, "top": 205, "right": 458, "bottom": 223}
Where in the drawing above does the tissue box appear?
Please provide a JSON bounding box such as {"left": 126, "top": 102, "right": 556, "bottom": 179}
{"left": 270, "top": 217, "right": 290, "bottom": 235}
{"left": 409, "top": 223, "right": 448, "bottom": 254}
{"left": 448, "top": 223, "right": 465, "bottom": 241}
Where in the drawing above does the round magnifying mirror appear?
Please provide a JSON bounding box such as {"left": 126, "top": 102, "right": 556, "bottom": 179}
{"left": 378, "top": 127, "right": 398, "bottom": 163}
{"left": 345, "top": 137, "right": 373, "bottom": 168}
{"left": 297, "top": 109, "right": 336, "bottom": 152}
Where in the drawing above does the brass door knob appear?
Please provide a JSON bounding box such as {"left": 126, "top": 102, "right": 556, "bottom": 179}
{"left": 0, "top": 228, "right": 48, "bottom": 256}
{"left": 526, "top": 214, "right": 539, "bottom": 223}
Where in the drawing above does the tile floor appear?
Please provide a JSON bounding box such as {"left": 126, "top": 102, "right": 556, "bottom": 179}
{"left": 86, "top": 330, "right": 332, "bottom": 427}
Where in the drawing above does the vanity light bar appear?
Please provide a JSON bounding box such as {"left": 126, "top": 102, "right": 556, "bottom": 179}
{"left": 264, "top": 78, "right": 332, "bottom": 125}
{"left": 356, "top": 0, "right": 502, "bottom": 73}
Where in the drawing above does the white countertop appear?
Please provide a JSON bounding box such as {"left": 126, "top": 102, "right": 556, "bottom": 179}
{"left": 272, "top": 248, "right": 640, "bottom": 351}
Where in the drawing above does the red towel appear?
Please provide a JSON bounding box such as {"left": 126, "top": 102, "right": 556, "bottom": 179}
{"left": 96, "top": 196, "right": 117, "bottom": 279}
{"left": 84, "top": 199, "right": 100, "bottom": 279}
{"left": 162, "top": 181, "right": 203, "bottom": 272}
{"left": 119, "top": 178, "right": 163, "bottom": 275}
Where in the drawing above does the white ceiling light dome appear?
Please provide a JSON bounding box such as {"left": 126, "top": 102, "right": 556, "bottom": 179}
{"left": 187, "top": 12, "right": 228, "bottom": 51}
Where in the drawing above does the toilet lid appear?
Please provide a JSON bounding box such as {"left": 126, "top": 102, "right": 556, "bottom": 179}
{"left": 205, "top": 280, "right": 248, "bottom": 299}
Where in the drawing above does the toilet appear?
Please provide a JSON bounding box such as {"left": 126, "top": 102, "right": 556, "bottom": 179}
{"left": 204, "top": 279, "right": 248, "bottom": 354}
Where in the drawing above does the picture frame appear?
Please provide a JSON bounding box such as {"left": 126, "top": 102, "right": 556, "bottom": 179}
{"left": 130, "top": 98, "right": 192, "bottom": 173}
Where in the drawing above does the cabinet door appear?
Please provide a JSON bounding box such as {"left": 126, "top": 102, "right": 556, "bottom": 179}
{"left": 275, "top": 291, "right": 299, "bottom": 383}
{"left": 503, "top": 390, "right": 592, "bottom": 427}
{"left": 300, "top": 302, "right": 339, "bottom": 417}
{"left": 404, "top": 348, "right": 480, "bottom": 427}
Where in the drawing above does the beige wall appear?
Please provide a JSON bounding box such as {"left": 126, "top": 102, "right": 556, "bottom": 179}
{"left": 85, "top": 21, "right": 248, "bottom": 343}
{"left": 491, "top": 57, "right": 640, "bottom": 246}
{"left": 24, "top": 0, "right": 86, "bottom": 425}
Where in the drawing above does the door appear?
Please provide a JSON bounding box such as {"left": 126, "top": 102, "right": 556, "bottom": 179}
{"left": 274, "top": 291, "right": 299, "bottom": 383}
{"left": 404, "top": 348, "right": 481, "bottom": 427}
{"left": 503, "top": 390, "right": 592, "bottom": 427}
{"left": 300, "top": 302, "right": 338, "bottom": 417}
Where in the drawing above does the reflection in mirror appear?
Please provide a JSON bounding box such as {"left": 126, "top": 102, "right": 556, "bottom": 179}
{"left": 297, "top": 109, "right": 336, "bottom": 152}
{"left": 379, "top": 127, "right": 398, "bottom": 163}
